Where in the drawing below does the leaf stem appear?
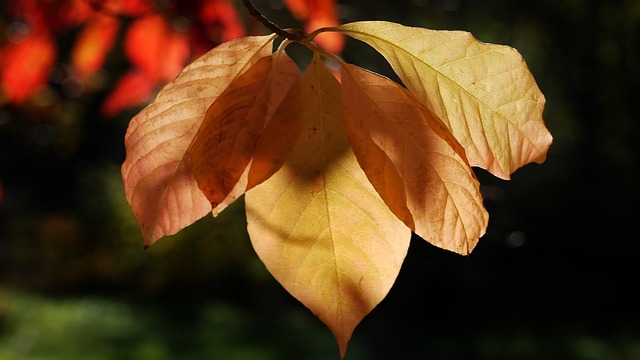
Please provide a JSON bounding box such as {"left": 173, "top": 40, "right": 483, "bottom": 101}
{"left": 302, "top": 40, "right": 346, "bottom": 67}
{"left": 306, "top": 26, "right": 342, "bottom": 40}
{"left": 241, "top": 0, "right": 305, "bottom": 41}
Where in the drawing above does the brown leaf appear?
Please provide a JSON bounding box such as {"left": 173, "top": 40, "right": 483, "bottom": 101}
{"left": 245, "top": 55, "right": 411, "bottom": 358}
{"left": 342, "top": 64, "right": 487, "bottom": 254}
{"left": 121, "top": 35, "right": 275, "bottom": 247}
{"left": 187, "top": 51, "right": 300, "bottom": 212}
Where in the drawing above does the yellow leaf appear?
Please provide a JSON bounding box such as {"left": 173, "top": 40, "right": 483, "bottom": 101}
{"left": 338, "top": 21, "right": 552, "bottom": 179}
{"left": 121, "top": 35, "right": 275, "bottom": 247}
{"left": 187, "top": 51, "right": 300, "bottom": 214}
{"left": 245, "top": 55, "right": 411, "bottom": 358}
{"left": 342, "top": 64, "right": 488, "bottom": 254}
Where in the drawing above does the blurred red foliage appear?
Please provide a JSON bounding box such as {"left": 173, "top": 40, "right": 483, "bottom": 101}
{"left": 70, "top": 12, "right": 120, "bottom": 77}
{"left": 0, "top": 31, "right": 56, "bottom": 103}
{"left": 284, "top": 0, "right": 344, "bottom": 53}
{"left": 0, "top": 0, "right": 245, "bottom": 116}
{"left": 0, "top": 0, "right": 342, "bottom": 116}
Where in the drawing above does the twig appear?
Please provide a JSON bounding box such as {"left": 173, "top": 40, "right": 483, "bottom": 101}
{"left": 241, "top": 0, "right": 305, "bottom": 41}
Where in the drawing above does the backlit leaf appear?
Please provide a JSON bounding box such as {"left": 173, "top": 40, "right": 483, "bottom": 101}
{"left": 0, "top": 32, "right": 56, "bottom": 104}
{"left": 245, "top": 55, "right": 411, "bottom": 358}
{"left": 121, "top": 35, "right": 275, "bottom": 247}
{"left": 284, "top": 0, "right": 345, "bottom": 53}
{"left": 342, "top": 64, "right": 487, "bottom": 254}
{"left": 187, "top": 51, "right": 300, "bottom": 213}
{"left": 71, "top": 13, "right": 120, "bottom": 76}
{"left": 199, "top": 0, "right": 245, "bottom": 42}
{"left": 283, "top": 0, "right": 311, "bottom": 19}
{"left": 98, "top": 0, "right": 155, "bottom": 17}
{"left": 124, "top": 14, "right": 190, "bottom": 82}
{"left": 338, "top": 21, "right": 552, "bottom": 179}
{"left": 100, "top": 70, "right": 156, "bottom": 117}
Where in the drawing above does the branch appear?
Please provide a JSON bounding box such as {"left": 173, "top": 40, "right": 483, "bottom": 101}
{"left": 241, "top": 0, "right": 305, "bottom": 41}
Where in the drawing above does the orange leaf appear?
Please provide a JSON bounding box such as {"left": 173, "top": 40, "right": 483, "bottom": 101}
{"left": 121, "top": 35, "right": 276, "bottom": 247}
{"left": 199, "top": 0, "right": 245, "bottom": 42}
{"left": 58, "top": 0, "right": 95, "bottom": 28}
{"left": 100, "top": 70, "right": 156, "bottom": 117}
{"left": 283, "top": 0, "right": 311, "bottom": 19}
{"left": 342, "top": 64, "right": 488, "bottom": 254}
{"left": 99, "top": 0, "right": 154, "bottom": 17}
{"left": 162, "top": 32, "right": 191, "bottom": 81}
{"left": 124, "top": 14, "right": 190, "bottom": 82}
{"left": 0, "top": 32, "right": 56, "bottom": 104}
{"left": 307, "top": 15, "right": 344, "bottom": 54}
{"left": 187, "top": 51, "right": 300, "bottom": 212}
{"left": 306, "top": 0, "right": 344, "bottom": 53}
{"left": 245, "top": 54, "right": 411, "bottom": 358}
{"left": 284, "top": 0, "right": 345, "bottom": 53}
{"left": 71, "top": 13, "right": 120, "bottom": 76}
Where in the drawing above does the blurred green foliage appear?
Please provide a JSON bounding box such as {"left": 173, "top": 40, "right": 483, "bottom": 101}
{"left": 0, "top": 288, "right": 339, "bottom": 360}
{"left": 1, "top": 288, "right": 640, "bottom": 359}
{"left": 1, "top": 0, "right": 639, "bottom": 358}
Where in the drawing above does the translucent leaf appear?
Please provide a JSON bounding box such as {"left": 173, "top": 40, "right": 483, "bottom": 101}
{"left": 124, "top": 14, "right": 190, "bottom": 82}
{"left": 342, "top": 64, "right": 487, "bottom": 254}
{"left": 100, "top": 70, "right": 156, "bottom": 117}
{"left": 0, "top": 31, "right": 56, "bottom": 104}
{"left": 71, "top": 13, "right": 120, "bottom": 76}
{"left": 121, "top": 35, "right": 275, "bottom": 247}
{"left": 187, "top": 52, "right": 300, "bottom": 213}
{"left": 245, "top": 55, "right": 411, "bottom": 358}
{"left": 338, "top": 21, "right": 552, "bottom": 179}
{"left": 284, "top": 0, "right": 345, "bottom": 53}
{"left": 199, "top": 0, "right": 245, "bottom": 42}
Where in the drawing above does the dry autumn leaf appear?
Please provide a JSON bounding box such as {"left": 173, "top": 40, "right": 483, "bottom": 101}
{"left": 187, "top": 51, "right": 300, "bottom": 212}
{"left": 121, "top": 10, "right": 552, "bottom": 358}
{"left": 341, "top": 64, "right": 488, "bottom": 254}
{"left": 337, "top": 21, "right": 553, "bottom": 179}
{"left": 121, "top": 34, "right": 276, "bottom": 247}
{"left": 245, "top": 54, "right": 411, "bottom": 358}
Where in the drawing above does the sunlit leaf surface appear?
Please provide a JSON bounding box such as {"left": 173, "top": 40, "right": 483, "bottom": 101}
{"left": 338, "top": 21, "right": 552, "bottom": 179}
{"left": 342, "top": 64, "right": 487, "bottom": 254}
{"left": 245, "top": 55, "right": 411, "bottom": 357}
{"left": 121, "top": 35, "right": 275, "bottom": 246}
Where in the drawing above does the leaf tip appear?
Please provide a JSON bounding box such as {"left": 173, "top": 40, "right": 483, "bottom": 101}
{"left": 340, "top": 340, "right": 354, "bottom": 359}
{"left": 143, "top": 238, "right": 154, "bottom": 250}
{"left": 335, "top": 332, "right": 351, "bottom": 360}
{"left": 142, "top": 233, "right": 158, "bottom": 250}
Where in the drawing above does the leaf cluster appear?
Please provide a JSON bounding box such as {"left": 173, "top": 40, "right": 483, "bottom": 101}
{"left": 121, "top": 21, "right": 552, "bottom": 358}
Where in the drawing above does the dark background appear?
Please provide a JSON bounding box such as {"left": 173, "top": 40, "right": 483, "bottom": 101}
{"left": 1, "top": 0, "right": 639, "bottom": 359}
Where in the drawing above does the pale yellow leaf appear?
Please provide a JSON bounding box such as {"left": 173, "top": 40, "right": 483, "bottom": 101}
{"left": 187, "top": 52, "right": 300, "bottom": 213}
{"left": 245, "top": 55, "right": 411, "bottom": 358}
{"left": 121, "top": 35, "right": 275, "bottom": 247}
{"left": 338, "top": 21, "right": 552, "bottom": 179}
{"left": 342, "top": 64, "right": 487, "bottom": 254}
